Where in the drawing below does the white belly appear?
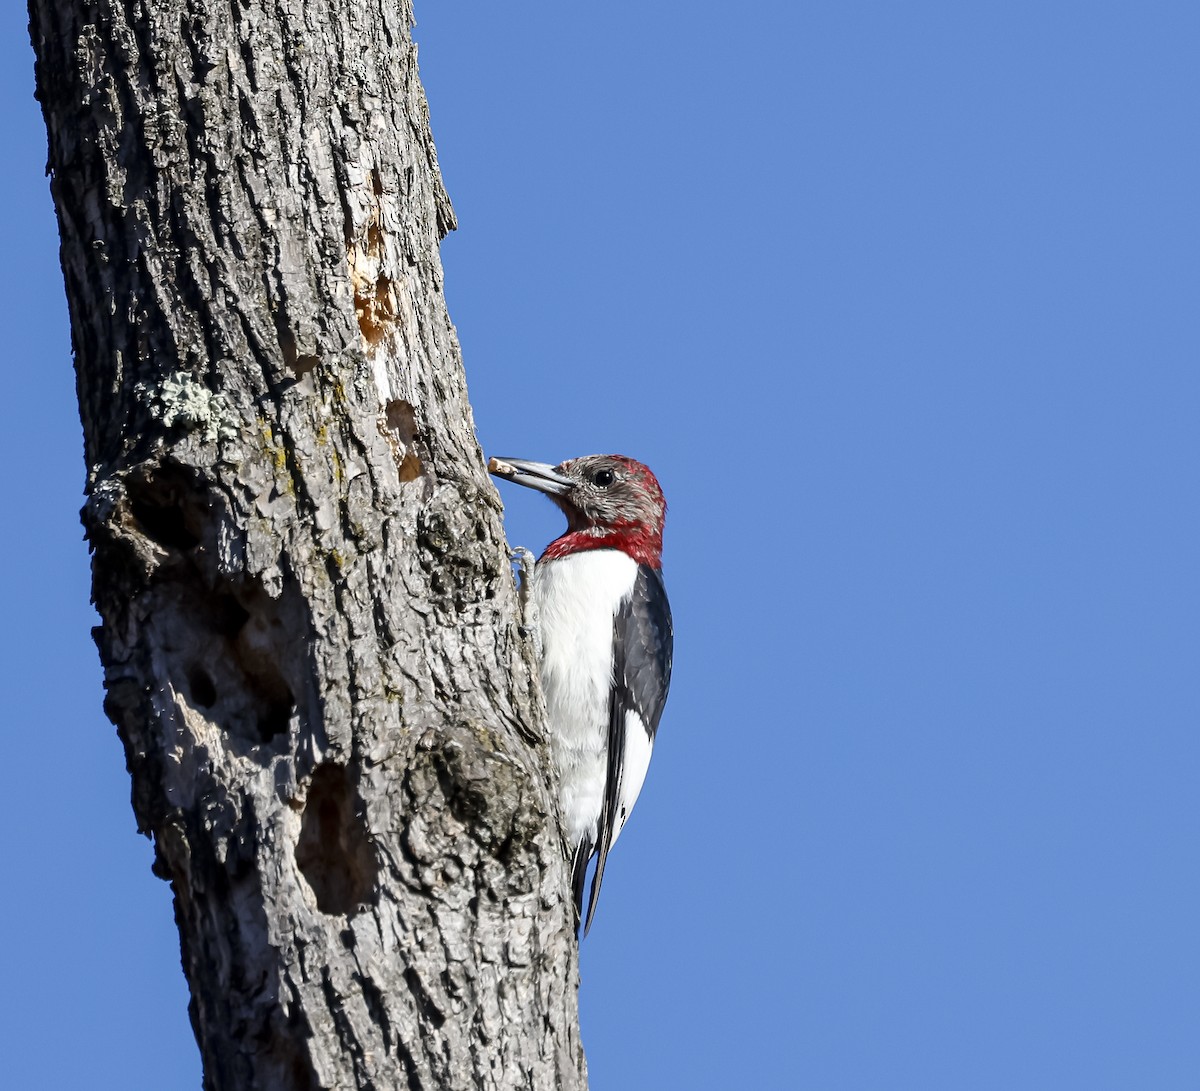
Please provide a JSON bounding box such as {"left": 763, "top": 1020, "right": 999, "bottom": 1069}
{"left": 534, "top": 550, "right": 638, "bottom": 848}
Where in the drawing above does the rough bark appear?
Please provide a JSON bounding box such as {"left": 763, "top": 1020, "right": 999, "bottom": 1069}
{"left": 28, "top": 1, "right": 586, "bottom": 1088}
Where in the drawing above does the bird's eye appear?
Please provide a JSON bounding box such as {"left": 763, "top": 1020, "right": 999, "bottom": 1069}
{"left": 592, "top": 469, "right": 615, "bottom": 488}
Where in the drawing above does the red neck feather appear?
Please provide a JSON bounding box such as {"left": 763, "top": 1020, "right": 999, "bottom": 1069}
{"left": 541, "top": 524, "right": 663, "bottom": 568}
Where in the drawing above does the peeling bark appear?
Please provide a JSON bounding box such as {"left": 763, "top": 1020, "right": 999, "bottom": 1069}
{"left": 28, "top": 1, "right": 586, "bottom": 1087}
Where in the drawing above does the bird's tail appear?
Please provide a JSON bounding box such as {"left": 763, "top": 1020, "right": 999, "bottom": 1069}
{"left": 570, "top": 836, "right": 593, "bottom": 933}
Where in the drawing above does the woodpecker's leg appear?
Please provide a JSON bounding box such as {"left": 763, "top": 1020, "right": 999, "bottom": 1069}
{"left": 510, "top": 547, "right": 542, "bottom": 659}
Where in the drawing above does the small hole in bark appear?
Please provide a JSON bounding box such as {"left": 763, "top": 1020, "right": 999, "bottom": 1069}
{"left": 355, "top": 276, "right": 396, "bottom": 346}
{"left": 296, "top": 764, "right": 378, "bottom": 915}
{"left": 384, "top": 400, "right": 423, "bottom": 481}
{"left": 187, "top": 665, "right": 217, "bottom": 709}
{"left": 178, "top": 580, "right": 299, "bottom": 749}
{"left": 212, "top": 593, "right": 250, "bottom": 638}
{"left": 128, "top": 496, "right": 200, "bottom": 550}
{"left": 397, "top": 450, "right": 422, "bottom": 482}
{"left": 257, "top": 696, "right": 293, "bottom": 742}
{"left": 234, "top": 612, "right": 296, "bottom": 743}
{"left": 125, "top": 464, "right": 207, "bottom": 551}
{"left": 385, "top": 399, "right": 417, "bottom": 444}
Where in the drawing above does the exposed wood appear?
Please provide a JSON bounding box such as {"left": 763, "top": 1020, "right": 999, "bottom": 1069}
{"left": 28, "top": 1, "right": 586, "bottom": 1086}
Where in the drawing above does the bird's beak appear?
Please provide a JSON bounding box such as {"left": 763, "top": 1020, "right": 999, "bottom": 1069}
{"left": 488, "top": 456, "right": 573, "bottom": 497}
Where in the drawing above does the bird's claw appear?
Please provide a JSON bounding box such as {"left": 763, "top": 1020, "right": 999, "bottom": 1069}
{"left": 509, "top": 546, "right": 541, "bottom": 657}
{"left": 510, "top": 546, "right": 537, "bottom": 591}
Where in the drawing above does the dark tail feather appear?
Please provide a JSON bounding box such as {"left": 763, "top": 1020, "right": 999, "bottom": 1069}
{"left": 571, "top": 836, "right": 593, "bottom": 932}
{"left": 584, "top": 689, "right": 628, "bottom": 936}
{"left": 583, "top": 844, "right": 608, "bottom": 938}
{"left": 584, "top": 808, "right": 618, "bottom": 937}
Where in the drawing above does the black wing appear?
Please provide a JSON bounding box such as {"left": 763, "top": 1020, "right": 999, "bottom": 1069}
{"left": 582, "top": 563, "right": 673, "bottom": 934}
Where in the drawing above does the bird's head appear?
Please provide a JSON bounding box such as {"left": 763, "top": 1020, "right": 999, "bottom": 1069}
{"left": 489, "top": 453, "right": 667, "bottom": 566}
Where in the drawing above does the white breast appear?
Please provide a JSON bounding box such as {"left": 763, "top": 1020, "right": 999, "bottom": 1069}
{"left": 534, "top": 549, "right": 638, "bottom": 849}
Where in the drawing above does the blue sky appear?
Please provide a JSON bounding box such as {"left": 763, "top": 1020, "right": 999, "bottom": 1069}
{"left": 3, "top": 3, "right": 1198, "bottom": 1088}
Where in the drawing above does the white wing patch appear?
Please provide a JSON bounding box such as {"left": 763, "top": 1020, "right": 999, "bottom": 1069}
{"left": 611, "top": 709, "right": 653, "bottom": 850}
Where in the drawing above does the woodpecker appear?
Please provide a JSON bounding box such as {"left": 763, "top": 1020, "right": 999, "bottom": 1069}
{"left": 488, "top": 454, "right": 673, "bottom": 935}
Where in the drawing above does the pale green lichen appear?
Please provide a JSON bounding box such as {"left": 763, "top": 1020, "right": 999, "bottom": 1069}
{"left": 140, "top": 371, "right": 239, "bottom": 443}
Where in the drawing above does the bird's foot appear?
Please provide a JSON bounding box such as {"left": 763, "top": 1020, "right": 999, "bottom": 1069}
{"left": 511, "top": 546, "right": 537, "bottom": 595}
{"left": 510, "top": 547, "right": 542, "bottom": 657}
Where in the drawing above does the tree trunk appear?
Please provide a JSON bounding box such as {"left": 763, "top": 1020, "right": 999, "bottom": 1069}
{"left": 28, "top": 2, "right": 586, "bottom": 1087}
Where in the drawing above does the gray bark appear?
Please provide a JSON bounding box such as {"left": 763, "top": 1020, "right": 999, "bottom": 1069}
{"left": 28, "top": 1, "right": 586, "bottom": 1088}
